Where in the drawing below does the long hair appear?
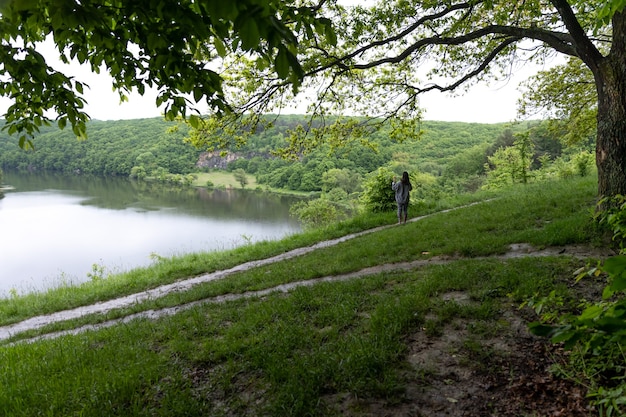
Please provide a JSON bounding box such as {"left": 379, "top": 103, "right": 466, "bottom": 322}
{"left": 401, "top": 171, "right": 411, "bottom": 185}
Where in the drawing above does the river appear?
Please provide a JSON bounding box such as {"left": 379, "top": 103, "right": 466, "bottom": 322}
{"left": 0, "top": 171, "right": 302, "bottom": 296}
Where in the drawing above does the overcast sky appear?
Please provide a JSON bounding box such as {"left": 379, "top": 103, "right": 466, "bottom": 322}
{"left": 96, "top": 78, "right": 530, "bottom": 124}
{"left": 46, "top": 64, "right": 540, "bottom": 124}
{"left": 1, "top": 39, "right": 554, "bottom": 125}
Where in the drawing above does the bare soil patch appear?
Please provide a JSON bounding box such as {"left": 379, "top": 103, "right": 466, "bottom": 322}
{"left": 322, "top": 293, "right": 592, "bottom": 417}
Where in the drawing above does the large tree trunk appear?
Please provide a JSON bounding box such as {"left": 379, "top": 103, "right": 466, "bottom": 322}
{"left": 595, "top": 12, "right": 626, "bottom": 201}
{"left": 595, "top": 74, "right": 626, "bottom": 200}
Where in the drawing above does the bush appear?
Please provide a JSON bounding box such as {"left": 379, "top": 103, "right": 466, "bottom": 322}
{"left": 572, "top": 150, "right": 595, "bottom": 177}
{"left": 290, "top": 199, "right": 343, "bottom": 229}
{"left": 360, "top": 167, "right": 395, "bottom": 213}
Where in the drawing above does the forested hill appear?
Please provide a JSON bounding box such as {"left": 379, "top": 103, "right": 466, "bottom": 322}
{"left": 0, "top": 115, "right": 519, "bottom": 179}
{"left": 0, "top": 118, "right": 198, "bottom": 176}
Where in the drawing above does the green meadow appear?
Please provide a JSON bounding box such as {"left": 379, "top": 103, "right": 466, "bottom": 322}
{"left": 0, "top": 175, "right": 610, "bottom": 416}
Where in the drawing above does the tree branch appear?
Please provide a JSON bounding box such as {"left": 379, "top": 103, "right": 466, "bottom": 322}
{"left": 335, "top": 0, "right": 483, "bottom": 64}
{"left": 549, "top": 0, "right": 604, "bottom": 69}
{"left": 410, "top": 36, "right": 521, "bottom": 94}
{"left": 308, "top": 22, "right": 578, "bottom": 79}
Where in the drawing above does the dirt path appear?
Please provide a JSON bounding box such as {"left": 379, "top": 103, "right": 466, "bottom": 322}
{"left": 1, "top": 241, "right": 611, "bottom": 344}
{"left": 0, "top": 222, "right": 390, "bottom": 342}
{"left": 1, "top": 206, "right": 615, "bottom": 415}
{"left": 0, "top": 203, "right": 614, "bottom": 344}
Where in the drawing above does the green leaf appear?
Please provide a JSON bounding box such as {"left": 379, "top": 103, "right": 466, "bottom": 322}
{"left": 193, "top": 87, "right": 203, "bottom": 103}
{"left": 286, "top": 49, "right": 303, "bottom": 80}
{"left": 604, "top": 256, "right": 626, "bottom": 291}
{"left": 320, "top": 18, "right": 337, "bottom": 46}
{"left": 603, "top": 256, "right": 626, "bottom": 275}
{"left": 213, "top": 36, "right": 227, "bottom": 57}
{"left": 550, "top": 328, "right": 578, "bottom": 345}
{"left": 603, "top": 285, "right": 616, "bottom": 300}
{"left": 528, "top": 322, "right": 556, "bottom": 337}
{"left": 596, "top": 317, "right": 626, "bottom": 333}
{"left": 274, "top": 47, "right": 290, "bottom": 79}
{"left": 188, "top": 114, "right": 200, "bottom": 129}
{"left": 610, "top": 275, "right": 626, "bottom": 291}
{"left": 579, "top": 304, "right": 604, "bottom": 321}
{"left": 239, "top": 16, "right": 261, "bottom": 50}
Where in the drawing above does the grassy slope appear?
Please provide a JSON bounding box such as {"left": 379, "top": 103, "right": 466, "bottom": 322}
{"left": 192, "top": 171, "right": 259, "bottom": 189}
{"left": 192, "top": 171, "right": 314, "bottom": 196}
{"left": 0, "top": 175, "right": 609, "bottom": 416}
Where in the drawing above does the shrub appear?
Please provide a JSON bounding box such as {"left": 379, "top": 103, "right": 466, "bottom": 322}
{"left": 290, "top": 199, "right": 343, "bottom": 229}
{"left": 360, "top": 167, "right": 395, "bottom": 213}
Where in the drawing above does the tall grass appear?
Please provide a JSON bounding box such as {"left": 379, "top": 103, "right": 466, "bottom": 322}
{"left": 0, "top": 256, "right": 586, "bottom": 416}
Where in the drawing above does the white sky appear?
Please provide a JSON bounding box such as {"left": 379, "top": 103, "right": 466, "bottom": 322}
{"left": 44, "top": 63, "right": 541, "bottom": 124}
{"left": 0, "top": 39, "right": 556, "bottom": 125}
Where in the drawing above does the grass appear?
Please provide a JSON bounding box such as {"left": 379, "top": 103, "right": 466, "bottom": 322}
{"left": 192, "top": 171, "right": 313, "bottom": 196}
{"left": 192, "top": 171, "right": 258, "bottom": 189}
{"left": 0, "top": 175, "right": 611, "bottom": 416}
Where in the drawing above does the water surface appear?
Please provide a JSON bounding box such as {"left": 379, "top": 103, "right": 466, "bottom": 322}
{"left": 0, "top": 172, "right": 301, "bottom": 295}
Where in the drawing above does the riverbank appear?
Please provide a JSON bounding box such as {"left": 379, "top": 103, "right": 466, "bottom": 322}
{"left": 192, "top": 171, "right": 316, "bottom": 197}
{"left": 0, "top": 175, "right": 613, "bottom": 416}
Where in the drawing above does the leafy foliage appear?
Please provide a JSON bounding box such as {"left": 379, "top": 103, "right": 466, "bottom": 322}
{"left": 4, "top": 0, "right": 626, "bottom": 201}
{"left": 360, "top": 167, "right": 396, "bottom": 213}
{"left": 0, "top": 0, "right": 333, "bottom": 145}
{"left": 529, "top": 196, "right": 626, "bottom": 416}
{"left": 289, "top": 198, "right": 344, "bottom": 229}
{"left": 1, "top": 115, "right": 578, "bottom": 207}
{"left": 232, "top": 168, "right": 248, "bottom": 188}
{"left": 0, "top": 118, "right": 200, "bottom": 176}
{"left": 483, "top": 132, "right": 535, "bottom": 189}
{"left": 207, "top": 1, "right": 614, "bottom": 149}
{"left": 519, "top": 57, "right": 598, "bottom": 146}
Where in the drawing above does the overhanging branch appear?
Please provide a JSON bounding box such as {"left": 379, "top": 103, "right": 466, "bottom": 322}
{"left": 344, "top": 26, "right": 575, "bottom": 72}
{"left": 549, "top": 0, "right": 603, "bottom": 68}
{"left": 414, "top": 37, "right": 521, "bottom": 94}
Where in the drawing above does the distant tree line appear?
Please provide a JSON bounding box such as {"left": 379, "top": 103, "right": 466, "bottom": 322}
{"left": 0, "top": 118, "right": 200, "bottom": 178}
{"left": 0, "top": 115, "right": 594, "bottom": 214}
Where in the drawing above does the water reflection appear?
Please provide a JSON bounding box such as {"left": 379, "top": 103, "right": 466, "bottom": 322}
{"left": 0, "top": 171, "right": 302, "bottom": 295}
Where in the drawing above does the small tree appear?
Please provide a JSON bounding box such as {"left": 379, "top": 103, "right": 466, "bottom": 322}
{"left": 572, "top": 150, "right": 595, "bottom": 177}
{"left": 360, "top": 167, "right": 396, "bottom": 213}
{"left": 484, "top": 147, "right": 522, "bottom": 189}
{"left": 515, "top": 132, "right": 535, "bottom": 185}
{"left": 233, "top": 168, "right": 248, "bottom": 189}
{"left": 483, "top": 133, "right": 536, "bottom": 189}
{"left": 290, "top": 199, "right": 341, "bottom": 229}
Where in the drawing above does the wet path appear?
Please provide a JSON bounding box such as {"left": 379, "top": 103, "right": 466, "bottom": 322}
{"left": 0, "top": 221, "right": 395, "bottom": 342}
{"left": 0, "top": 202, "right": 611, "bottom": 344}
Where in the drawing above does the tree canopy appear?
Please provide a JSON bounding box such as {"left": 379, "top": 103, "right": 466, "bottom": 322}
{"left": 2, "top": 0, "right": 626, "bottom": 198}
{"left": 0, "top": 0, "right": 331, "bottom": 146}
{"left": 217, "top": 0, "right": 626, "bottom": 199}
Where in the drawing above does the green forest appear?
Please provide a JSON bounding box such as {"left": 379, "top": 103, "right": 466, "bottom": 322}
{"left": 0, "top": 115, "right": 595, "bottom": 226}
